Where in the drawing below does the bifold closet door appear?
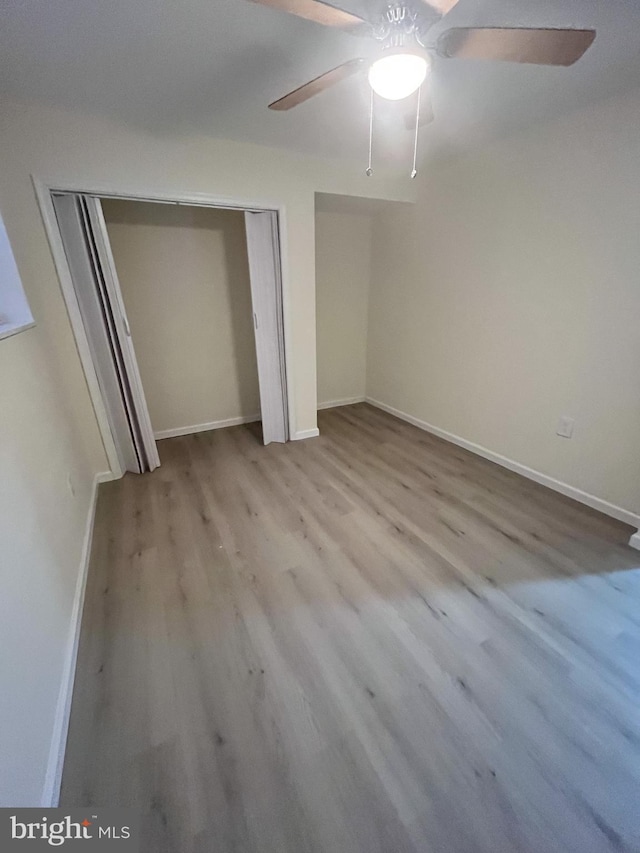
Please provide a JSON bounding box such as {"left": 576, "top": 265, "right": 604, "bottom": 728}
{"left": 244, "top": 211, "right": 289, "bottom": 445}
{"left": 83, "top": 196, "right": 159, "bottom": 471}
{"left": 52, "top": 192, "right": 159, "bottom": 473}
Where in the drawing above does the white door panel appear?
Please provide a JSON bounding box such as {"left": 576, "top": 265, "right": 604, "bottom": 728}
{"left": 84, "top": 197, "right": 160, "bottom": 471}
{"left": 52, "top": 192, "right": 160, "bottom": 473}
{"left": 244, "top": 211, "right": 288, "bottom": 445}
{"left": 53, "top": 193, "right": 143, "bottom": 473}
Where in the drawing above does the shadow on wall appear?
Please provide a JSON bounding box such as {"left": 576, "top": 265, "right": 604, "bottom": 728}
{"left": 102, "top": 200, "right": 260, "bottom": 433}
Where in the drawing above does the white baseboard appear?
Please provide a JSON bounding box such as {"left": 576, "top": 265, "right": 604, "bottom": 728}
{"left": 628, "top": 531, "right": 640, "bottom": 550}
{"left": 292, "top": 428, "right": 320, "bottom": 441}
{"left": 366, "top": 397, "right": 640, "bottom": 530}
{"left": 41, "top": 471, "right": 113, "bottom": 807}
{"left": 96, "top": 470, "right": 118, "bottom": 484}
{"left": 155, "top": 414, "right": 260, "bottom": 440}
{"left": 156, "top": 416, "right": 320, "bottom": 444}
{"left": 317, "top": 396, "right": 366, "bottom": 411}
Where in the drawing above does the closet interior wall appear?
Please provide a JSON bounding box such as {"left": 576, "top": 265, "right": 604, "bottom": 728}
{"left": 102, "top": 200, "right": 261, "bottom": 438}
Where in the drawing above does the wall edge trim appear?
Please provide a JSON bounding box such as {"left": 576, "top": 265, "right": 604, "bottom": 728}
{"left": 154, "top": 415, "right": 261, "bottom": 440}
{"left": 365, "top": 397, "right": 640, "bottom": 529}
{"left": 292, "top": 428, "right": 320, "bottom": 441}
{"left": 317, "top": 396, "right": 366, "bottom": 410}
{"left": 41, "top": 471, "right": 113, "bottom": 807}
{"left": 628, "top": 531, "right": 640, "bottom": 550}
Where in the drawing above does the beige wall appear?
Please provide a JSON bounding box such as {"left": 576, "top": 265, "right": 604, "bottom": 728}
{"left": 0, "top": 197, "right": 108, "bottom": 804}
{"left": 2, "top": 81, "right": 639, "bottom": 808}
{"left": 103, "top": 201, "right": 259, "bottom": 434}
{"left": 0, "top": 97, "right": 413, "bottom": 806}
{"left": 367, "top": 86, "right": 640, "bottom": 520}
{"left": 315, "top": 210, "right": 372, "bottom": 406}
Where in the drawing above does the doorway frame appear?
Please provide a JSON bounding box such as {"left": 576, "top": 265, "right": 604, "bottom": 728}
{"left": 33, "top": 176, "right": 296, "bottom": 478}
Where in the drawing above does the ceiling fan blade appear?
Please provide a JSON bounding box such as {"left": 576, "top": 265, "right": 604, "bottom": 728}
{"left": 405, "top": 92, "right": 435, "bottom": 130}
{"left": 248, "top": 0, "right": 365, "bottom": 27}
{"left": 269, "top": 58, "right": 366, "bottom": 110}
{"left": 437, "top": 27, "right": 596, "bottom": 66}
{"left": 419, "top": 0, "right": 460, "bottom": 17}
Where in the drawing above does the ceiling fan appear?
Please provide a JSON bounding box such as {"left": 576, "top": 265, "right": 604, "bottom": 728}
{"left": 249, "top": 0, "right": 596, "bottom": 125}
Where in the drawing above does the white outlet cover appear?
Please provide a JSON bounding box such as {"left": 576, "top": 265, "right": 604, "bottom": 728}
{"left": 556, "top": 416, "right": 575, "bottom": 439}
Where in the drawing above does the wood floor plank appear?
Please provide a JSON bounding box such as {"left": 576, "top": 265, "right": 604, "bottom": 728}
{"left": 61, "top": 404, "right": 640, "bottom": 852}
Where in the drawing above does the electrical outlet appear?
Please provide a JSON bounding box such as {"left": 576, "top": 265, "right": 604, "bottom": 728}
{"left": 556, "top": 416, "right": 575, "bottom": 439}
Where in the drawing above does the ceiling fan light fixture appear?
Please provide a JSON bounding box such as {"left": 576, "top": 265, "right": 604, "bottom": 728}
{"left": 367, "top": 50, "right": 430, "bottom": 101}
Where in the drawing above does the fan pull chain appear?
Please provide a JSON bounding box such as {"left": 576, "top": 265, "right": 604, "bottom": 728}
{"left": 366, "top": 88, "right": 374, "bottom": 177}
{"left": 411, "top": 85, "right": 421, "bottom": 179}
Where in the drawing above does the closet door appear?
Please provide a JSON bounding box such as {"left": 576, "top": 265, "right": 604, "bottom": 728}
{"left": 244, "top": 211, "right": 289, "bottom": 445}
{"left": 52, "top": 193, "right": 159, "bottom": 473}
{"left": 83, "top": 196, "right": 159, "bottom": 471}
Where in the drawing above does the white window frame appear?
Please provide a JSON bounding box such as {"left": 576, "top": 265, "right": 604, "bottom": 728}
{"left": 0, "top": 211, "right": 35, "bottom": 342}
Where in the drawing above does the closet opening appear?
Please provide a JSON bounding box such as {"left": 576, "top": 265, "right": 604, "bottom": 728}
{"left": 38, "top": 185, "right": 290, "bottom": 477}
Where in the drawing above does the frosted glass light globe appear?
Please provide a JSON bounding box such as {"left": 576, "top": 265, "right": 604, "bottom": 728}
{"left": 368, "top": 52, "right": 429, "bottom": 101}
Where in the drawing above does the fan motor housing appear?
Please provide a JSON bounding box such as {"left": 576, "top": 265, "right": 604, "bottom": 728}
{"left": 373, "top": 3, "right": 439, "bottom": 48}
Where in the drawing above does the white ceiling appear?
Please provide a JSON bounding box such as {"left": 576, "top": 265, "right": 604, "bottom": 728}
{"left": 2, "top": 0, "right": 640, "bottom": 166}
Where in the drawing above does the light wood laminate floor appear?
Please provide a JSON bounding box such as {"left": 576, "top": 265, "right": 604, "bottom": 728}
{"left": 61, "top": 404, "right": 640, "bottom": 852}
